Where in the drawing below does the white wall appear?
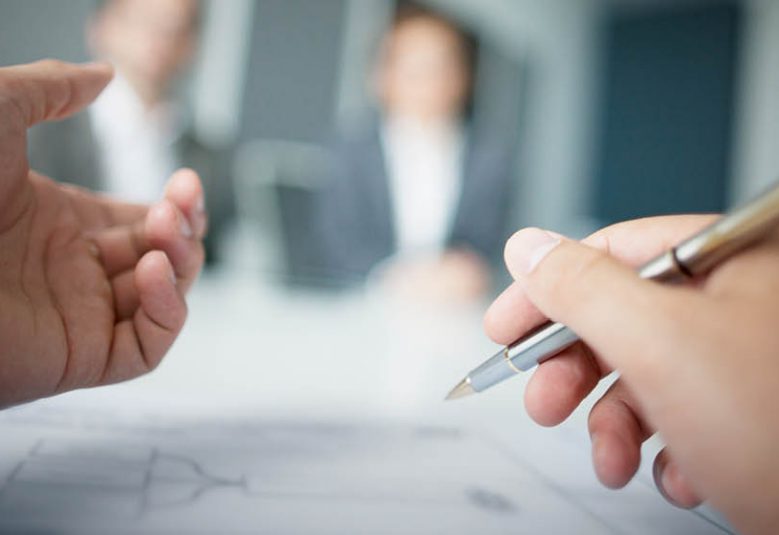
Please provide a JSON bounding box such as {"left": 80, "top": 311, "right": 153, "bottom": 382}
{"left": 731, "top": 0, "right": 779, "bottom": 202}
{"left": 192, "top": 0, "right": 256, "bottom": 145}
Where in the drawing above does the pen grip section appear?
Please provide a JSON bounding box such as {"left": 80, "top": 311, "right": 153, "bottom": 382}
{"left": 508, "top": 322, "right": 580, "bottom": 372}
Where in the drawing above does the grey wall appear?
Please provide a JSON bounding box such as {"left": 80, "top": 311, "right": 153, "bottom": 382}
{"left": 0, "top": 0, "right": 92, "bottom": 66}
{"left": 334, "top": 0, "right": 394, "bottom": 124}
{"left": 239, "top": 0, "right": 348, "bottom": 143}
{"left": 472, "top": 41, "right": 526, "bottom": 155}
{"left": 732, "top": 0, "right": 779, "bottom": 201}
{"left": 0, "top": 0, "right": 349, "bottom": 146}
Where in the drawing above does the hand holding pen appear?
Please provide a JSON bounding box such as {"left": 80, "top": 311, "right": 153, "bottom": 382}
{"left": 475, "top": 208, "right": 779, "bottom": 535}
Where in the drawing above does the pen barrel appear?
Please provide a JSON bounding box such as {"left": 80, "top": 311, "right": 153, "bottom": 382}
{"left": 675, "top": 181, "right": 779, "bottom": 276}
{"left": 468, "top": 322, "right": 580, "bottom": 393}
{"left": 507, "top": 322, "right": 580, "bottom": 372}
{"left": 463, "top": 179, "right": 779, "bottom": 396}
{"left": 468, "top": 348, "right": 519, "bottom": 393}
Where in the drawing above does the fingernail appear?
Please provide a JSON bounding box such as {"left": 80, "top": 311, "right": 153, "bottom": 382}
{"left": 654, "top": 457, "right": 679, "bottom": 507}
{"left": 179, "top": 211, "right": 193, "bottom": 238}
{"left": 167, "top": 260, "right": 177, "bottom": 285}
{"left": 193, "top": 195, "right": 206, "bottom": 236}
{"left": 659, "top": 463, "right": 686, "bottom": 507}
{"left": 508, "top": 228, "right": 562, "bottom": 275}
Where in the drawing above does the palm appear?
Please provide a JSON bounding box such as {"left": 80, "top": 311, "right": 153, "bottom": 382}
{"left": 0, "top": 60, "right": 205, "bottom": 408}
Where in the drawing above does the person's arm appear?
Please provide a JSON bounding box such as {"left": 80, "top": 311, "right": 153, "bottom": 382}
{"left": 0, "top": 60, "right": 205, "bottom": 407}
{"left": 484, "top": 216, "right": 779, "bottom": 535}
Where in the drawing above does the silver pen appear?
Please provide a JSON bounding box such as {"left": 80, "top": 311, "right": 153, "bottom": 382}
{"left": 446, "top": 180, "right": 779, "bottom": 400}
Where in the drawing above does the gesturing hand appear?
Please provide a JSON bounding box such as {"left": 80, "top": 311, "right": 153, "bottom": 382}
{"left": 485, "top": 216, "right": 779, "bottom": 535}
{"left": 0, "top": 60, "right": 206, "bottom": 408}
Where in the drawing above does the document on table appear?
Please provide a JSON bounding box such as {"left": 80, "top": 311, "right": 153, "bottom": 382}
{"left": 0, "top": 404, "right": 731, "bottom": 535}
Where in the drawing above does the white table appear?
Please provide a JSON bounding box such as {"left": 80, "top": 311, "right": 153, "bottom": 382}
{"left": 0, "top": 261, "right": 733, "bottom": 534}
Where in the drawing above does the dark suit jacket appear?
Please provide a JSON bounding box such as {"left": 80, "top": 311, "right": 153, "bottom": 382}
{"left": 315, "top": 121, "right": 515, "bottom": 282}
{"left": 27, "top": 112, "right": 235, "bottom": 264}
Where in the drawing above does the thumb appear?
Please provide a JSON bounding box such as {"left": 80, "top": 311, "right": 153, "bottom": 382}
{"left": 0, "top": 60, "right": 113, "bottom": 230}
{"left": 504, "top": 228, "right": 696, "bottom": 384}
{"left": 0, "top": 60, "right": 113, "bottom": 127}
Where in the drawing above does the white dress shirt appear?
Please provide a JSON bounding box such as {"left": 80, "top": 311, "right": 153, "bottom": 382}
{"left": 89, "top": 74, "right": 180, "bottom": 204}
{"left": 381, "top": 117, "right": 465, "bottom": 256}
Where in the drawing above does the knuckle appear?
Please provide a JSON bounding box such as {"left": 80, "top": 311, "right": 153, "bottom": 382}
{"left": 538, "top": 246, "right": 610, "bottom": 307}
{"left": 35, "top": 58, "right": 67, "bottom": 70}
{"left": 572, "top": 250, "right": 613, "bottom": 285}
{"left": 588, "top": 391, "right": 625, "bottom": 431}
{"left": 0, "top": 80, "right": 24, "bottom": 124}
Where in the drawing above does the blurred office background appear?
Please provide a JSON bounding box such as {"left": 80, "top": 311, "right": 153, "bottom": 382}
{"left": 0, "top": 5, "right": 768, "bottom": 527}
{"left": 2, "top": 0, "right": 778, "bottom": 288}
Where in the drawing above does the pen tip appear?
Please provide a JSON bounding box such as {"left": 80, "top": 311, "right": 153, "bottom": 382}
{"left": 445, "top": 378, "right": 475, "bottom": 401}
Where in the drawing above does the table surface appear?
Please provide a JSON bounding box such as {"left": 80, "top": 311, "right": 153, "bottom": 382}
{"left": 0, "top": 253, "right": 734, "bottom": 534}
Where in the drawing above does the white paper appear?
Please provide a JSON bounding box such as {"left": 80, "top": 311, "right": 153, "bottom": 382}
{"left": 0, "top": 404, "right": 731, "bottom": 535}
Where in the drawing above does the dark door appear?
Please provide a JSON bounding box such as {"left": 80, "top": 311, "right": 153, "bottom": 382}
{"left": 594, "top": 2, "right": 741, "bottom": 223}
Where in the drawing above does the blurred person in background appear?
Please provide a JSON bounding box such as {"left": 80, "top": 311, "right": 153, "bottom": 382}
{"left": 28, "top": 0, "right": 233, "bottom": 265}
{"left": 316, "top": 3, "right": 514, "bottom": 302}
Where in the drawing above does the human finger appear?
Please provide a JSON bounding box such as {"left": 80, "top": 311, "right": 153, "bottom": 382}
{"left": 653, "top": 448, "right": 704, "bottom": 509}
{"left": 505, "top": 228, "right": 702, "bottom": 386}
{"left": 59, "top": 179, "right": 148, "bottom": 229}
{"left": 145, "top": 199, "right": 204, "bottom": 293}
{"left": 92, "top": 198, "right": 201, "bottom": 287}
{"left": 89, "top": 221, "right": 149, "bottom": 278}
{"left": 484, "top": 282, "right": 546, "bottom": 346}
{"left": 0, "top": 60, "right": 112, "bottom": 127}
{"left": 0, "top": 61, "right": 112, "bottom": 227}
{"left": 101, "top": 251, "right": 186, "bottom": 384}
{"left": 588, "top": 379, "right": 654, "bottom": 489}
{"left": 111, "top": 270, "right": 139, "bottom": 321}
{"left": 523, "top": 343, "right": 605, "bottom": 427}
{"left": 163, "top": 168, "right": 207, "bottom": 239}
{"left": 484, "top": 215, "right": 717, "bottom": 345}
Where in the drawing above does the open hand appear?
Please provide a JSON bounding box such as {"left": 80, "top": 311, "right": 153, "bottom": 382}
{"left": 0, "top": 60, "right": 206, "bottom": 408}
